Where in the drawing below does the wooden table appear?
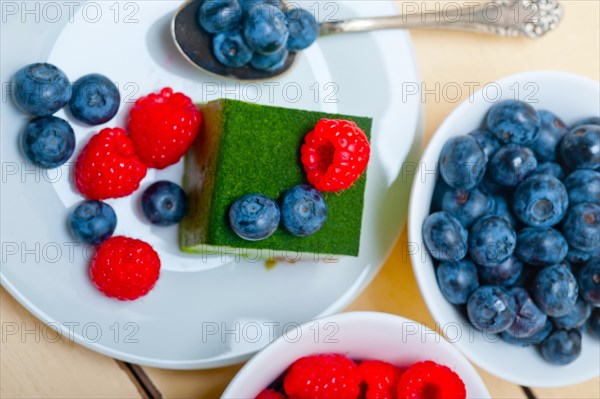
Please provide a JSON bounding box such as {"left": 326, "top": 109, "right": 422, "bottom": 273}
{"left": 2, "top": 1, "right": 599, "bottom": 398}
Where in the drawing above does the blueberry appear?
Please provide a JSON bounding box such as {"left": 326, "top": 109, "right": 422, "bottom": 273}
{"left": 504, "top": 287, "right": 548, "bottom": 341}
{"left": 467, "top": 286, "right": 516, "bottom": 333}
{"left": 141, "top": 181, "right": 188, "bottom": 226}
{"left": 238, "top": 0, "right": 280, "bottom": 12}
{"left": 566, "top": 247, "right": 596, "bottom": 267}
{"left": 250, "top": 46, "right": 288, "bottom": 71}
{"left": 489, "top": 144, "right": 538, "bottom": 187}
{"left": 540, "top": 329, "right": 582, "bottom": 365}
{"left": 479, "top": 174, "right": 505, "bottom": 196}
{"left": 229, "top": 193, "right": 280, "bottom": 240}
{"left": 515, "top": 227, "right": 568, "bottom": 266}
{"left": 512, "top": 174, "right": 569, "bottom": 227}
{"left": 436, "top": 259, "right": 479, "bottom": 305}
{"left": 578, "top": 259, "right": 600, "bottom": 307}
{"left": 564, "top": 170, "right": 600, "bottom": 206}
{"left": 469, "top": 128, "right": 502, "bottom": 161}
{"left": 468, "top": 215, "right": 516, "bottom": 266}
{"left": 561, "top": 203, "right": 600, "bottom": 252}
{"left": 557, "top": 258, "right": 577, "bottom": 274}
{"left": 12, "top": 63, "right": 71, "bottom": 116}
{"left": 487, "top": 100, "right": 540, "bottom": 145}
{"left": 285, "top": 8, "right": 319, "bottom": 51}
{"left": 559, "top": 125, "right": 600, "bottom": 171}
{"left": 478, "top": 256, "right": 523, "bottom": 286}
{"left": 532, "top": 162, "right": 564, "bottom": 180}
{"left": 531, "top": 110, "right": 567, "bottom": 162}
{"left": 430, "top": 177, "right": 452, "bottom": 213}
{"left": 69, "top": 200, "right": 116, "bottom": 245}
{"left": 487, "top": 195, "right": 519, "bottom": 230}
{"left": 571, "top": 116, "right": 600, "bottom": 128}
{"left": 439, "top": 136, "right": 487, "bottom": 189}
{"left": 589, "top": 308, "right": 600, "bottom": 339}
{"left": 213, "top": 29, "right": 254, "bottom": 67}
{"left": 552, "top": 298, "right": 592, "bottom": 330}
{"left": 20, "top": 116, "right": 75, "bottom": 169}
{"left": 243, "top": 4, "right": 289, "bottom": 54}
{"left": 68, "top": 73, "right": 120, "bottom": 125}
{"left": 422, "top": 212, "right": 468, "bottom": 262}
{"left": 501, "top": 319, "right": 552, "bottom": 346}
{"left": 532, "top": 264, "right": 578, "bottom": 317}
{"left": 280, "top": 185, "right": 327, "bottom": 237}
{"left": 198, "top": 0, "right": 242, "bottom": 33}
{"left": 442, "top": 188, "right": 493, "bottom": 228}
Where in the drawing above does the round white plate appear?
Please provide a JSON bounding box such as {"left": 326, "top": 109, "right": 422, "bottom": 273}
{"left": 409, "top": 71, "right": 600, "bottom": 387}
{"left": 1, "top": 0, "right": 421, "bottom": 368}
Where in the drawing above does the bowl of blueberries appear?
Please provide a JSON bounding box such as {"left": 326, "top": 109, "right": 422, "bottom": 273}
{"left": 408, "top": 70, "right": 599, "bottom": 387}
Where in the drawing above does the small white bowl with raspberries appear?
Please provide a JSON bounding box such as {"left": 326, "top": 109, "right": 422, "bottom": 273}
{"left": 409, "top": 70, "right": 600, "bottom": 387}
{"left": 222, "top": 312, "right": 490, "bottom": 399}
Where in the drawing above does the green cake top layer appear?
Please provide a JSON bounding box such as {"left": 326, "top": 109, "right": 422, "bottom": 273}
{"left": 179, "top": 99, "right": 372, "bottom": 256}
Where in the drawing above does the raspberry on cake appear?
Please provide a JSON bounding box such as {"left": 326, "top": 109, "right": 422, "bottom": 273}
{"left": 179, "top": 99, "right": 372, "bottom": 257}
{"left": 301, "top": 118, "right": 370, "bottom": 192}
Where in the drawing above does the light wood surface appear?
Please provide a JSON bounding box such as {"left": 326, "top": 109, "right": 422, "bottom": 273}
{"left": 1, "top": 1, "right": 599, "bottom": 398}
{"left": 0, "top": 288, "right": 143, "bottom": 399}
{"left": 531, "top": 378, "right": 600, "bottom": 399}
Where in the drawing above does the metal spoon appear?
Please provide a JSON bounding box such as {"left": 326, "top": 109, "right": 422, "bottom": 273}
{"left": 171, "top": 0, "right": 563, "bottom": 81}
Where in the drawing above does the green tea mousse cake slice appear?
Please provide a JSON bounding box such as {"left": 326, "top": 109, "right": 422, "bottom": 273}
{"left": 179, "top": 99, "right": 371, "bottom": 257}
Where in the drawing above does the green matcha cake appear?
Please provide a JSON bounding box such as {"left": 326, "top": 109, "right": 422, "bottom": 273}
{"left": 179, "top": 99, "right": 371, "bottom": 257}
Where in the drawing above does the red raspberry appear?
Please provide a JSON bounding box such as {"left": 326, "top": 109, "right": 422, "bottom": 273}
{"left": 90, "top": 236, "right": 161, "bottom": 301}
{"left": 396, "top": 361, "right": 466, "bottom": 399}
{"left": 359, "top": 360, "right": 402, "bottom": 399}
{"left": 75, "top": 128, "right": 147, "bottom": 200}
{"left": 256, "top": 389, "right": 287, "bottom": 399}
{"left": 128, "top": 87, "right": 202, "bottom": 169}
{"left": 301, "top": 119, "right": 370, "bottom": 192}
{"left": 284, "top": 354, "right": 361, "bottom": 399}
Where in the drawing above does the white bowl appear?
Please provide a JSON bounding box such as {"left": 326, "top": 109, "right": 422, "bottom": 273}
{"left": 408, "top": 71, "right": 600, "bottom": 387}
{"left": 222, "top": 312, "right": 490, "bottom": 398}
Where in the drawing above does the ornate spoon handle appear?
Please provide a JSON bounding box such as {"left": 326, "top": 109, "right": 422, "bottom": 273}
{"left": 320, "top": 0, "right": 563, "bottom": 38}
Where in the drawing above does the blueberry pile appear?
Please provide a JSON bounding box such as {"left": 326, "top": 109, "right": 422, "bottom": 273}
{"left": 424, "top": 100, "right": 599, "bottom": 365}
{"left": 12, "top": 63, "right": 126, "bottom": 246}
{"left": 229, "top": 185, "right": 327, "bottom": 240}
{"left": 198, "top": 0, "right": 318, "bottom": 71}
{"left": 13, "top": 63, "right": 121, "bottom": 170}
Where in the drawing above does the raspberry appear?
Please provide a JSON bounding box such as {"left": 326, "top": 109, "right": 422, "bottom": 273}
{"left": 396, "top": 361, "right": 466, "bottom": 399}
{"left": 283, "top": 354, "right": 361, "bottom": 399}
{"left": 128, "top": 87, "right": 202, "bottom": 169}
{"left": 256, "top": 389, "right": 287, "bottom": 399}
{"left": 358, "top": 360, "right": 402, "bottom": 399}
{"left": 90, "top": 236, "right": 161, "bottom": 301}
{"left": 301, "top": 119, "right": 370, "bottom": 192}
{"left": 75, "top": 128, "right": 147, "bottom": 200}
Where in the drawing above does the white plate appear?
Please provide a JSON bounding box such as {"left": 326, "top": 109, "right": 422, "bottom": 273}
{"left": 409, "top": 71, "right": 600, "bottom": 387}
{"left": 0, "top": 1, "right": 421, "bottom": 368}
